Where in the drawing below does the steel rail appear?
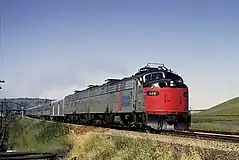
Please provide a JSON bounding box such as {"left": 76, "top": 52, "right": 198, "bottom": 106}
{"left": 79, "top": 123, "right": 239, "bottom": 143}
{"left": 0, "top": 152, "right": 57, "bottom": 160}
{"left": 159, "top": 130, "right": 239, "bottom": 143}
{"left": 29, "top": 116, "right": 239, "bottom": 144}
{"left": 0, "top": 127, "right": 6, "bottom": 151}
{"left": 188, "top": 129, "right": 239, "bottom": 136}
{"left": 81, "top": 123, "right": 239, "bottom": 143}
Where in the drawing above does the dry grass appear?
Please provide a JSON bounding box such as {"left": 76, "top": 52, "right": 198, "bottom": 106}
{"left": 65, "top": 124, "right": 239, "bottom": 160}
{"left": 9, "top": 117, "right": 239, "bottom": 160}
{"left": 66, "top": 132, "right": 239, "bottom": 160}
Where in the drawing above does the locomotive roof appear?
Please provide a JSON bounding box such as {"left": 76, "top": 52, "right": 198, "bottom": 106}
{"left": 134, "top": 63, "right": 178, "bottom": 76}
{"left": 69, "top": 63, "right": 180, "bottom": 94}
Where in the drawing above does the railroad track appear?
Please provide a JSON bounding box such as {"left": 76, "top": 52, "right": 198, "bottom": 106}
{"left": 32, "top": 116, "right": 239, "bottom": 144}
{"left": 68, "top": 122, "right": 239, "bottom": 143}
{"left": 188, "top": 129, "right": 239, "bottom": 136}
{"left": 0, "top": 127, "right": 7, "bottom": 152}
{"left": 0, "top": 152, "right": 58, "bottom": 160}
{"left": 160, "top": 130, "right": 239, "bottom": 143}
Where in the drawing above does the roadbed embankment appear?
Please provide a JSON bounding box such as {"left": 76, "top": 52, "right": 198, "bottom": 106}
{"left": 8, "top": 116, "right": 239, "bottom": 160}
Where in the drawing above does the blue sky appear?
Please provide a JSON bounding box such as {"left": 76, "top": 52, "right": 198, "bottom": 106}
{"left": 0, "top": 0, "right": 239, "bottom": 109}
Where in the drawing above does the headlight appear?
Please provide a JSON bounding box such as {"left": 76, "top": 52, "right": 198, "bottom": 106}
{"left": 184, "top": 92, "right": 188, "bottom": 97}
{"left": 169, "top": 80, "right": 175, "bottom": 86}
{"left": 152, "top": 83, "right": 159, "bottom": 87}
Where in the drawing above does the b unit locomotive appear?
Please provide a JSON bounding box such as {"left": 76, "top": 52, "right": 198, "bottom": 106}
{"left": 26, "top": 63, "right": 191, "bottom": 131}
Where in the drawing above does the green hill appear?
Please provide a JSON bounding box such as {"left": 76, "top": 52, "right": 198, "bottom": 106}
{"left": 196, "top": 96, "right": 239, "bottom": 116}
{"left": 0, "top": 98, "right": 54, "bottom": 110}
{"left": 191, "top": 96, "right": 239, "bottom": 132}
{"left": 193, "top": 96, "right": 239, "bottom": 122}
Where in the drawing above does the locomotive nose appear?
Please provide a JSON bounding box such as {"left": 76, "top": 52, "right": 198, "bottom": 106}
{"left": 144, "top": 87, "right": 188, "bottom": 114}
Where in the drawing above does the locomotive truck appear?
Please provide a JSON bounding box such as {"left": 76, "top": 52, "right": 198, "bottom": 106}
{"left": 26, "top": 63, "right": 191, "bottom": 131}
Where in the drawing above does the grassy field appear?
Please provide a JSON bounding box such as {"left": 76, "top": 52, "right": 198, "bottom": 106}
{"left": 190, "top": 96, "right": 239, "bottom": 132}
{"left": 67, "top": 133, "right": 237, "bottom": 160}
{"left": 191, "top": 122, "right": 239, "bottom": 133}
{"left": 9, "top": 116, "right": 239, "bottom": 159}
{"left": 8, "top": 116, "right": 71, "bottom": 153}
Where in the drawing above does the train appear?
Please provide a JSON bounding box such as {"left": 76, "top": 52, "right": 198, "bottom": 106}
{"left": 26, "top": 63, "right": 191, "bottom": 131}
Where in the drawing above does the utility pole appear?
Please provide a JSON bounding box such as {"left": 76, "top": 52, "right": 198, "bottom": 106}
{"left": 21, "top": 105, "right": 24, "bottom": 117}
{"left": 0, "top": 80, "right": 5, "bottom": 128}
{"left": 3, "top": 101, "right": 6, "bottom": 128}
{"left": 1, "top": 101, "right": 3, "bottom": 128}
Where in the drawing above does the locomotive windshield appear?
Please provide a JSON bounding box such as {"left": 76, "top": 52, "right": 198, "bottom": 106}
{"left": 166, "top": 72, "right": 184, "bottom": 83}
{"left": 143, "top": 72, "right": 164, "bottom": 83}
{"left": 142, "top": 71, "right": 186, "bottom": 88}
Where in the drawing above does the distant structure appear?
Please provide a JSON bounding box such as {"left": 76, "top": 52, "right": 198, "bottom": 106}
{"left": 0, "top": 80, "right": 4, "bottom": 90}
{"left": 189, "top": 109, "right": 207, "bottom": 115}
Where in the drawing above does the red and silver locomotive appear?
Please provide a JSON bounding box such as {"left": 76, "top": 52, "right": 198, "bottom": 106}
{"left": 26, "top": 63, "right": 191, "bottom": 131}
{"left": 139, "top": 63, "right": 190, "bottom": 130}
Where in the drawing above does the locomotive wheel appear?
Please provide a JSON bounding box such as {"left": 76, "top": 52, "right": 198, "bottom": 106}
{"left": 104, "top": 113, "right": 114, "bottom": 125}
{"left": 157, "top": 116, "right": 163, "bottom": 132}
{"left": 174, "top": 122, "right": 189, "bottom": 131}
{"left": 120, "top": 115, "right": 128, "bottom": 126}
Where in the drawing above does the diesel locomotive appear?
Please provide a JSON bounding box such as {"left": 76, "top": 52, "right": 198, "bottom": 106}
{"left": 26, "top": 63, "right": 191, "bottom": 131}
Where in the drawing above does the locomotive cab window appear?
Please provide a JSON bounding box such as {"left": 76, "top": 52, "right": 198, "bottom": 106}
{"left": 143, "top": 72, "right": 165, "bottom": 83}
{"left": 166, "top": 72, "right": 183, "bottom": 83}
{"left": 166, "top": 72, "right": 187, "bottom": 88}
